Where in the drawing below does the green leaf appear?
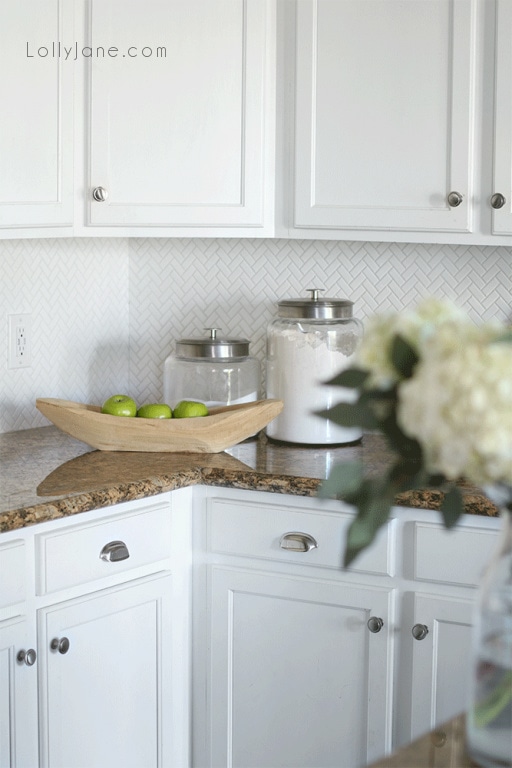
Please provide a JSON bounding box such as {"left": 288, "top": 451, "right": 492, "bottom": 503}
{"left": 387, "top": 461, "right": 426, "bottom": 492}
{"left": 440, "top": 484, "right": 464, "bottom": 528}
{"left": 390, "top": 335, "right": 419, "bottom": 379}
{"left": 493, "top": 331, "right": 512, "bottom": 345}
{"left": 318, "top": 462, "right": 363, "bottom": 499}
{"left": 315, "top": 402, "right": 379, "bottom": 430}
{"left": 343, "top": 479, "right": 394, "bottom": 567}
{"left": 324, "top": 368, "right": 370, "bottom": 388}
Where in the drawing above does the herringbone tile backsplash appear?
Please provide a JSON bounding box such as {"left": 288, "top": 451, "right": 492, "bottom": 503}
{"left": 1, "top": 237, "right": 511, "bottom": 432}
{"left": 128, "top": 238, "right": 512, "bottom": 406}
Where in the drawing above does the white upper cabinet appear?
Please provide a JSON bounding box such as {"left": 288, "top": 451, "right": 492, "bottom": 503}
{"left": 492, "top": 0, "right": 512, "bottom": 235}
{"left": 86, "top": 0, "right": 275, "bottom": 234}
{"left": 288, "top": 0, "right": 512, "bottom": 244}
{"left": 292, "top": 0, "right": 476, "bottom": 237}
{"left": 0, "top": 0, "right": 74, "bottom": 232}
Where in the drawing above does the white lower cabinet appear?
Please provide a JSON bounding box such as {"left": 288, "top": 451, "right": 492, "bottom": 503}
{"left": 208, "top": 567, "right": 392, "bottom": 768}
{"left": 38, "top": 574, "right": 172, "bottom": 768}
{"left": 0, "top": 615, "right": 38, "bottom": 767}
{"left": 193, "top": 488, "right": 501, "bottom": 768}
{"left": 404, "top": 593, "right": 474, "bottom": 743}
{"left": 0, "top": 484, "right": 502, "bottom": 767}
{"left": 0, "top": 489, "right": 193, "bottom": 768}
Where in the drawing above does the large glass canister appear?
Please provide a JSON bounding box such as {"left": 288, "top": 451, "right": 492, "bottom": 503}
{"left": 164, "top": 328, "right": 260, "bottom": 408}
{"left": 266, "top": 289, "right": 364, "bottom": 445}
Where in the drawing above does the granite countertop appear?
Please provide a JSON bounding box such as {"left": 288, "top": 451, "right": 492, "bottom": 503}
{"left": 0, "top": 426, "right": 499, "bottom": 534}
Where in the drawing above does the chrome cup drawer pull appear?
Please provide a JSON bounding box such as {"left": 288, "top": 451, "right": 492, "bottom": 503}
{"left": 279, "top": 532, "right": 318, "bottom": 553}
{"left": 100, "top": 540, "right": 130, "bottom": 562}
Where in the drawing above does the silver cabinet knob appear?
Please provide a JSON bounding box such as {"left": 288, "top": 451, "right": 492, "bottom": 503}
{"left": 447, "top": 191, "right": 464, "bottom": 207}
{"left": 92, "top": 186, "right": 108, "bottom": 202}
{"left": 100, "top": 540, "right": 130, "bottom": 562}
{"left": 367, "top": 616, "right": 384, "bottom": 633}
{"left": 412, "top": 623, "right": 429, "bottom": 641}
{"left": 279, "top": 532, "right": 318, "bottom": 553}
{"left": 491, "top": 193, "right": 506, "bottom": 209}
{"left": 17, "top": 648, "right": 37, "bottom": 666}
{"left": 50, "top": 637, "right": 70, "bottom": 654}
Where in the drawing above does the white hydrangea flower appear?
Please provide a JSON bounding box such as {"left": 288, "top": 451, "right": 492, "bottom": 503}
{"left": 355, "top": 298, "right": 467, "bottom": 387}
{"left": 397, "top": 328, "right": 512, "bottom": 486}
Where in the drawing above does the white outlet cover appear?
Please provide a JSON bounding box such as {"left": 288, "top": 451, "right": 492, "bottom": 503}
{"left": 8, "top": 313, "right": 32, "bottom": 369}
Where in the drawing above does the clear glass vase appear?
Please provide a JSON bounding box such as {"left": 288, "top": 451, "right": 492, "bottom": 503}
{"left": 466, "top": 489, "right": 512, "bottom": 768}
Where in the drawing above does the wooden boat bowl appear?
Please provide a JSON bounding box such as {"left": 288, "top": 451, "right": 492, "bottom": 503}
{"left": 36, "top": 397, "right": 284, "bottom": 453}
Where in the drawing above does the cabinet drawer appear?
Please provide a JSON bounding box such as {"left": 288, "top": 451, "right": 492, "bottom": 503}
{"left": 411, "top": 521, "right": 499, "bottom": 586}
{"left": 36, "top": 501, "right": 171, "bottom": 594}
{"left": 207, "top": 497, "right": 394, "bottom": 576}
{"left": 0, "top": 541, "right": 25, "bottom": 608}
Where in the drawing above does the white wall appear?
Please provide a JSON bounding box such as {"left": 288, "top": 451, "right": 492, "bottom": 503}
{"left": 1, "top": 236, "right": 511, "bottom": 432}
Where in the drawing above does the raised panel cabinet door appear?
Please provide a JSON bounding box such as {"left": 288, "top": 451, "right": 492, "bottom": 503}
{"left": 294, "top": 0, "right": 475, "bottom": 232}
{"left": 88, "top": 0, "right": 273, "bottom": 228}
{"left": 0, "top": 0, "right": 74, "bottom": 229}
{"left": 207, "top": 566, "right": 394, "bottom": 768}
{"left": 405, "top": 592, "right": 474, "bottom": 743}
{"left": 0, "top": 616, "right": 38, "bottom": 768}
{"left": 38, "top": 574, "right": 173, "bottom": 768}
{"left": 492, "top": 0, "right": 512, "bottom": 234}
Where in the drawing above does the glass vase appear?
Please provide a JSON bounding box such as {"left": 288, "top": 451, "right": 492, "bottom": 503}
{"left": 466, "top": 490, "right": 512, "bottom": 768}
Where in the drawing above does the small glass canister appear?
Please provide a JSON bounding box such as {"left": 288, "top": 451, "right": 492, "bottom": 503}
{"left": 265, "top": 289, "right": 364, "bottom": 445}
{"left": 164, "top": 328, "right": 260, "bottom": 408}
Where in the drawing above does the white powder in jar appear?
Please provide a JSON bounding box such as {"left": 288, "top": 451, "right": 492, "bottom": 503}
{"left": 266, "top": 325, "right": 362, "bottom": 445}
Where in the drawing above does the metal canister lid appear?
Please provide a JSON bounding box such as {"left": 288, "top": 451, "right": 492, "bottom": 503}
{"left": 277, "top": 289, "right": 354, "bottom": 320}
{"left": 175, "top": 328, "right": 251, "bottom": 359}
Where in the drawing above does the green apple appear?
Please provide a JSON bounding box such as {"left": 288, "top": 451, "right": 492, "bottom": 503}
{"left": 101, "top": 394, "right": 137, "bottom": 417}
{"left": 173, "top": 400, "right": 209, "bottom": 418}
{"left": 137, "top": 403, "right": 173, "bottom": 419}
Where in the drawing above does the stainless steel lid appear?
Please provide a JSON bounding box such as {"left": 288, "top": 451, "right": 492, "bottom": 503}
{"left": 175, "top": 328, "right": 251, "bottom": 359}
{"left": 277, "top": 289, "right": 354, "bottom": 320}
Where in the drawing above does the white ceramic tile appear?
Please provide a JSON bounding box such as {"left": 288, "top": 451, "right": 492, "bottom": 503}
{"left": 128, "top": 238, "right": 512, "bottom": 405}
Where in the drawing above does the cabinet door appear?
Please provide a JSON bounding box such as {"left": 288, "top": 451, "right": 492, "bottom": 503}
{"left": 38, "top": 575, "right": 173, "bottom": 768}
{"left": 0, "top": 0, "right": 73, "bottom": 230}
{"left": 293, "top": 0, "right": 475, "bottom": 233}
{"left": 492, "top": 0, "right": 512, "bottom": 234}
{"left": 88, "top": 0, "right": 273, "bottom": 229}
{"left": 206, "top": 566, "right": 393, "bottom": 768}
{"left": 0, "top": 616, "right": 38, "bottom": 768}
{"left": 403, "top": 592, "right": 474, "bottom": 744}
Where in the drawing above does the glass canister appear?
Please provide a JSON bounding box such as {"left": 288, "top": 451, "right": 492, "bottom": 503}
{"left": 164, "top": 328, "right": 260, "bottom": 408}
{"left": 265, "top": 289, "right": 364, "bottom": 445}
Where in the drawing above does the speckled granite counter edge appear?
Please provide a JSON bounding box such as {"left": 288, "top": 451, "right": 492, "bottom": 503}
{"left": 1, "top": 464, "right": 499, "bottom": 535}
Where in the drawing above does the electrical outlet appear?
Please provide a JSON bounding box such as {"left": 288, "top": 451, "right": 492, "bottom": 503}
{"left": 8, "top": 314, "right": 32, "bottom": 369}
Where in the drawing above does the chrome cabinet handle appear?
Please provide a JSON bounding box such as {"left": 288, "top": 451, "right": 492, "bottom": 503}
{"left": 367, "top": 616, "right": 384, "bottom": 633}
{"left": 447, "top": 191, "right": 464, "bottom": 207}
{"left": 279, "top": 532, "right": 318, "bottom": 553}
{"left": 92, "top": 186, "right": 108, "bottom": 202}
{"left": 17, "top": 648, "right": 37, "bottom": 666}
{"left": 100, "top": 540, "right": 130, "bottom": 562}
{"left": 412, "top": 623, "right": 429, "bottom": 641}
{"left": 50, "top": 637, "right": 70, "bottom": 654}
{"left": 491, "top": 193, "right": 506, "bottom": 209}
